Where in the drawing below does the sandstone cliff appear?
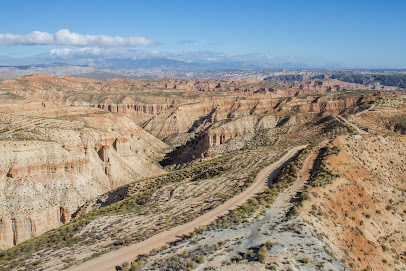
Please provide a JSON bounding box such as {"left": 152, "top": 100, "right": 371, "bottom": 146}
{"left": 142, "top": 95, "right": 373, "bottom": 145}
{"left": 0, "top": 107, "right": 168, "bottom": 250}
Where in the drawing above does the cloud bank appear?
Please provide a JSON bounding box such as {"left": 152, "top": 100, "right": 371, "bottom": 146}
{"left": 48, "top": 47, "right": 136, "bottom": 59}
{"left": 47, "top": 47, "right": 256, "bottom": 62}
{"left": 0, "top": 29, "right": 159, "bottom": 47}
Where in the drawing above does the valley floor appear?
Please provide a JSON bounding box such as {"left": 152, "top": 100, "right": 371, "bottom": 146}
{"left": 70, "top": 145, "right": 307, "bottom": 271}
{"left": 118, "top": 142, "right": 349, "bottom": 271}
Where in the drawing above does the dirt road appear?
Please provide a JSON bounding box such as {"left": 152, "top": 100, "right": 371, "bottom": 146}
{"left": 335, "top": 115, "right": 368, "bottom": 135}
{"left": 200, "top": 143, "right": 320, "bottom": 269}
{"left": 70, "top": 145, "right": 307, "bottom": 271}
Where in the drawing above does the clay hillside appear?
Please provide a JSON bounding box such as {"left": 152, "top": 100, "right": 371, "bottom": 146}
{"left": 0, "top": 74, "right": 404, "bottom": 271}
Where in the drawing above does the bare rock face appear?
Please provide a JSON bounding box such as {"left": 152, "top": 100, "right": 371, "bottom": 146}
{"left": 0, "top": 141, "right": 94, "bottom": 248}
{"left": 0, "top": 108, "right": 168, "bottom": 250}
{"left": 141, "top": 95, "right": 372, "bottom": 145}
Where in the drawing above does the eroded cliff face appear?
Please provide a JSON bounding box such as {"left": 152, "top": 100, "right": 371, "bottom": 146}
{"left": 141, "top": 95, "right": 373, "bottom": 145}
{"left": 0, "top": 108, "right": 168, "bottom": 250}
{"left": 0, "top": 75, "right": 369, "bottom": 96}
{"left": 0, "top": 74, "right": 379, "bottom": 250}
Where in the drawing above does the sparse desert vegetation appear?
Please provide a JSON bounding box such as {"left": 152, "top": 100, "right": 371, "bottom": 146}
{"left": 0, "top": 74, "right": 404, "bottom": 271}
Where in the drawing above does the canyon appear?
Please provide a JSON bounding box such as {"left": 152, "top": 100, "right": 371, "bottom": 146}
{"left": 0, "top": 74, "right": 404, "bottom": 270}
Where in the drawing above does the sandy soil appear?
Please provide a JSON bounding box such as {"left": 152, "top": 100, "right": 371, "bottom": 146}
{"left": 70, "top": 145, "right": 307, "bottom": 271}
{"left": 134, "top": 142, "right": 347, "bottom": 271}
{"left": 300, "top": 135, "right": 406, "bottom": 270}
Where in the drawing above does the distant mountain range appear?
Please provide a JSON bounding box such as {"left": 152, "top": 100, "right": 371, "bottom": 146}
{"left": 0, "top": 59, "right": 405, "bottom": 90}
{"left": 0, "top": 56, "right": 327, "bottom": 71}
{"left": 0, "top": 57, "right": 319, "bottom": 80}
{"left": 85, "top": 57, "right": 345, "bottom": 70}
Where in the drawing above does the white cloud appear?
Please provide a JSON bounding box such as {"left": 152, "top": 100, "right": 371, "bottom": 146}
{"left": 141, "top": 50, "right": 258, "bottom": 63}
{"left": 48, "top": 47, "right": 134, "bottom": 59}
{"left": 47, "top": 48, "right": 258, "bottom": 63}
{"left": 0, "top": 31, "right": 54, "bottom": 46}
{"left": 45, "top": 47, "right": 331, "bottom": 69}
{"left": 0, "top": 29, "right": 159, "bottom": 47}
{"left": 50, "top": 48, "right": 102, "bottom": 58}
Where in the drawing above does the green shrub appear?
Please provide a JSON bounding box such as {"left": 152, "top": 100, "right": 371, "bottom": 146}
{"left": 181, "top": 249, "right": 188, "bottom": 257}
{"left": 257, "top": 245, "right": 268, "bottom": 263}
{"left": 186, "top": 259, "right": 196, "bottom": 269}
{"left": 62, "top": 257, "right": 76, "bottom": 263}
{"left": 299, "top": 192, "right": 311, "bottom": 201}
{"left": 91, "top": 251, "right": 103, "bottom": 258}
{"left": 265, "top": 240, "right": 274, "bottom": 249}
{"left": 129, "top": 260, "right": 144, "bottom": 271}
{"left": 196, "top": 255, "right": 205, "bottom": 263}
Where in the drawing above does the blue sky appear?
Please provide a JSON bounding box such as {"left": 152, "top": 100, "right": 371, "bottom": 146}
{"left": 0, "top": 0, "right": 405, "bottom": 68}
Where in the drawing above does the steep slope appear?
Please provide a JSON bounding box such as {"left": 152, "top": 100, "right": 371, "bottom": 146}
{"left": 144, "top": 95, "right": 374, "bottom": 146}
{"left": 0, "top": 107, "right": 168, "bottom": 250}
{"left": 300, "top": 135, "right": 406, "bottom": 270}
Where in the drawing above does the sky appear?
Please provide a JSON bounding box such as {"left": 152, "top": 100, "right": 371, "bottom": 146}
{"left": 0, "top": 0, "right": 405, "bottom": 68}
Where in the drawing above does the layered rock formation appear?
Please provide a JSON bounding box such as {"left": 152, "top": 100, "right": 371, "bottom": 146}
{"left": 0, "top": 74, "right": 369, "bottom": 100}
{"left": 0, "top": 106, "right": 168, "bottom": 250}
{"left": 142, "top": 95, "right": 373, "bottom": 145}
{"left": 0, "top": 74, "right": 378, "bottom": 250}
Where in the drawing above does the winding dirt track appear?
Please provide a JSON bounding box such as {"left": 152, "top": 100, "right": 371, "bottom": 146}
{"left": 335, "top": 115, "right": 368, "bottom": 135}
{"left": 70, "top": 145, "right": 307, "bottom": 271}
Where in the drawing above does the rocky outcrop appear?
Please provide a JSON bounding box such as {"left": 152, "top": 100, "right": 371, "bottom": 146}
{"left": 91, "top": 103, "right": 171, "bottom": 114}
{"left": 0, "top": 112, "right": 168, "bottom": 250}
{"left": 141, "top": 95, "right": 373, "bottom": 145}
{"left": 202, "top": 114, "right": 302, "bottom": 149}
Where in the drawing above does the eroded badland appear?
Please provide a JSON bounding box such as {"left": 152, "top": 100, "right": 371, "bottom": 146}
{"left": 0, "top": 74, "right": 404, "bottom": 271}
